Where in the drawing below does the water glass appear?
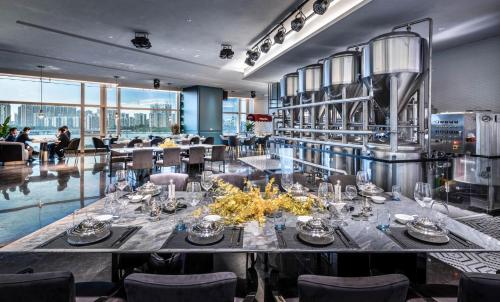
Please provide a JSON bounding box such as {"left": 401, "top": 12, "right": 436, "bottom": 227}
{"left": 201, "top": 171, "right": 213, "bottom": 192}
{"left": 376, "top": 209, "right": 391, "bottom": 231}
{"left": 273, "top": 212, "right": 286, "bottom": 231}
{"left": 345, "top": 185, "right": 357, "bottom": 201}
{"left": 414, "top": 182, "right": 433, "bottom": 208}
{"left": 431, "top": 200, "right": 450, "bottom": 229}
{"left": 318, "top": 182, "right": 334, "bottom": 206}
{"left": 392, "top": 185, "right": 401, "bottom": 201}
{"left": 149, "top": 199, "right": 162, "bottom": 222}
{"left": 281, "top": 173, "right": 293, "bottom": 193}
{"left": 186, "top": 182, "right": 202, "bottom": 207}
{"left": 356, "top": 170, "right": 370, "bottom": 191}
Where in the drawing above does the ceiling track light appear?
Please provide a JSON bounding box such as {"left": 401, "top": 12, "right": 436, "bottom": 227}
{"left": 274, "top": 25, "right": 286, "bottom": 44}
{"left": 260, "top": 38, "right": 272, "bottom": 53}
{"left": 313, "top": 0, "right": 330, "bottom": 15}
{"left": 246, "top": 49, "right": 260, "bottom": 61}
{"left": 291, "top": 10, "right": 306, "bottom": 32}
{"left": 131, "top": 32, "right": 152, "bottom": 49}
{"left": 244, "top": 57, "right": 255, "bottom": 66}
{"left": 219, "top": 44, "right": 234, "bottom": 59}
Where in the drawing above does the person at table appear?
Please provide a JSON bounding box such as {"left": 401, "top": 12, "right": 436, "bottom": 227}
{"left": 15, "top": 127, "right": 36, "bottom": 159}
{"left": 62, "top": 125, "right": 71, "bottom": 139}
{"left": 48, "top": 127, "right": 70, "bottom": 160}
{"left": 4, "top": 127, "right": 18, "bottom": 142}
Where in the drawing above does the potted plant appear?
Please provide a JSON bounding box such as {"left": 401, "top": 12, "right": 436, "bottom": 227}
{"left": 245, "top": 121, "right": 255, "bottom": 136}
{"left": 0, "top": 116, "right": 11, "bottom": 140}
{"left": 170, "top": 123, "right": 181, "bottom": 138}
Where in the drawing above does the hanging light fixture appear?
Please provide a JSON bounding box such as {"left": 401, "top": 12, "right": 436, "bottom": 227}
{"left": 274, "top": 25, "right": 286, "bottom": 44}
{"left": 313, "top": 0, "right": 330, "bottom": 15}
{"left": 37, "top": 65, "right": 45, "bottom": 119}
{"left": 291, "top": 10, "right": 306, "bottom": 32}
{"left": 260, "top": 38, "right": 272, "bottom": 53}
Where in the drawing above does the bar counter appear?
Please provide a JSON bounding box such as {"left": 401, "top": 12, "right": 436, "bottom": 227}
{"left": 2, "top": 192, "right": 500, "bottom": 253}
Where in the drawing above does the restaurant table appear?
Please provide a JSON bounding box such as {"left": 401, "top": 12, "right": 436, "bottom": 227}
{"left": 239, "top": 155, "right": 282, "bottom": 172}
{"left": 31, "top": 138, "right": 56, "bottom": 162}
{"left": 3, "top": 192, "right": 500, "bottom": 254}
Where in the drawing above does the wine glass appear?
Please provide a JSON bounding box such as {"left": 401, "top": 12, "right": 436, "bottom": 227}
{"left": 345, "top": 185, "right": 357, "bottom": 202}
{"left": 201, "top": 171, "right": 213, "bottom": 195}
{"left": 356, "top": 171, "right": 369, "bottom": 191}
{"left": 414, "top": 182, "right": 433, "bottom": 217}
{"left": 318, "top": 182, "right": 334, "bottom": 206}
{"left": 186, "top": 182, "right": 202, "bottom": 207}
{"left": 281, "top": 173, "right": 293, "bottom": 193}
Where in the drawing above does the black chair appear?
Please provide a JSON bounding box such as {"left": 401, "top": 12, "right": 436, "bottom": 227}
{"left": 204, "top": 136, "right": 215, "bottom": 145}
{"left": 149, "top": 137, "right": 164, "bottom": 146}
{"left": 219, "top": 135, "right": 229, "bottom": 147}
{"left": 92, "top": 137, "right": 109, "bottom": 159}
{"left": 127, "top": 138, "right": 143, "bottom": 148}
{"left": 204, "top": 145, "right": 226, "bottom": 172}
{"left": 458, "top": 272, "right": 500, "bottom": 302}
{"left": 64, "top": 138, "right": 80, "bottom": 164}
{"left": 242, "top": 136, "right": 256, "bottom": 155}
{"left": 0, "top": 271, "right": 121, "bottom": 302}
{"left": 328, "top": 174, "right": 357, "bottom": 191}
{"left": 190, "top": 136, "right": 200, "bottom": 144}
{"left": 283, "top": 274, "right": 409, "bottom": 302}
{"left": 124, "top": 272, "right": 238, "bottom": 302}
{"left": 228, "top": 135, "right": 239, "bottom": 158}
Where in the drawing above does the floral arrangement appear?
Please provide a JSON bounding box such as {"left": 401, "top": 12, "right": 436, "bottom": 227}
{"left": 159, "top": 138, "right": 177, "bottom": 148}
{"left": 208, "top": 178, "right": 316, "bottom": 225}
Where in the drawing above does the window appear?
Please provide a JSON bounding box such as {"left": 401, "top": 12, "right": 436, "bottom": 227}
{"left": 121, "top": 88, "right": 177, "bottom": 110}
{"left": 222, "top": 97, "right": 252, "bottom": 134}
{"left": 84, "top": 83, "right": 100, "bottom": 105}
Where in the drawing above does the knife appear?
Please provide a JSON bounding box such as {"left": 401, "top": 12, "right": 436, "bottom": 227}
{"left": 451, "top": 232, "right": 471, "bottom": 247}
{"left": 235, "top": 228, "right": 242, "bottom": 247}
{"left": 111, "top": 227, "right": 136, "bottom": 248}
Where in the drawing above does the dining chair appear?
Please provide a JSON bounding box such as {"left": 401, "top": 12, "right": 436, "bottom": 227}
{"left": 156, "top": 147, "right": 181, "bottom": 172}
{"left": 149, "top": 137, "right": 164, "bottom": 147}
{"left": 458, "top": 272, "right": 500, "bottom": 302}
{"left": 127, "top": 149, "right": 154, "bottom": 181}
{"left": 328, "top": 174, "right": 357, "bottom": 191}
{"left": 204, "top": 136, "right": 214, "bottom": 145}
{"left": 219, "top": 135, "right": 229, "bottom": 147}
{"left": 241, "top": 136, "right": 256, "bottom": 155}
{"left": 270, "top": 172, "right": 309, "bottom": 191}
{"left": 278, "top": 274, "right": 409, "bottom": 302}
{"left": 181, "top": 146, "right": 205, "bottom": 174}
{"left": 64, "top": 138, "right": 80, "bottom": 165}
{"left": 150, "top": 172, "right": 189, "bottom": 191}
{"left": 228, "top": 135, "right": 239, "bottom": 159}
{"left": 92, "top": 137, "right": 109, "bottom": 160}
{"left": 124, "top": 272, "right": 237, "bottom": 302}
{"left": 204, "top": 145, "right": 226, "bottom": 172}
{"left": 127, "top": 138, "right": 143, "bottom": 148}
{"left": 213, "top": 173, "right": 246, "bottom": 190}
{"left": 0, "top": 271, "right": 122, "bottom": 302}
{"left": 190, "top": 136, "right": 200, "bottom": 144}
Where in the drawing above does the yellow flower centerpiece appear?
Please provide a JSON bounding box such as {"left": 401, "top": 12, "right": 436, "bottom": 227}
{"left": 208, "top": 178, "right": 316, "bottom": 225}
{"left": 159, "top": 138, "right": 177, "bottom": 148}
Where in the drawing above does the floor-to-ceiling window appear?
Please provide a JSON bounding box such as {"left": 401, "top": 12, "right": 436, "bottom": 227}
{"left": 0, "top": 74, "right": 180, "bottom": 150}
{"left": 222, "top": 97, "right": 252, "bottom": 135}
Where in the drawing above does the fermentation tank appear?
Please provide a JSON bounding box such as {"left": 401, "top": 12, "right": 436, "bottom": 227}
{"left": 279, "top": 73, "right": 299, "bottom": 133}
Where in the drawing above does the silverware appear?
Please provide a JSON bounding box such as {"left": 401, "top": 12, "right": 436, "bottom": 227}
{"left": 450, "top": 232, "right": 470, "bottom": 247}
{"left": 387, "top": 230, "right": 407, "bottom": 249}
{"left": 229, "top": 227, "right": 236, "bottom": 245}
{"left": 277, "top": 230, "right": 286, "bottom": 248}
{"left": 235, "top": 228, "right": 242, "bottom": 247}
{"left": 335, "top": 229, "right": 347, "bottom": 247}
{"left": 111, "top": 227, "right": 136, "bottom": 248}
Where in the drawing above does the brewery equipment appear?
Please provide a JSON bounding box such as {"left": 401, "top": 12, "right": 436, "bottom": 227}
{"left": 431, "top": 111, "right": 500, "bottom": 212}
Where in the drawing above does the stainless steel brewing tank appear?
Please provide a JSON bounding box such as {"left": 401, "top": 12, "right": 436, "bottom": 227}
{"left": 323, "top": 51, "right": 363, "bottom": 117}
{"left": 298, "top": 64, "right": 323, "bottom": 96}
{"left": 280, "top": 72, "right": 299, "bottom": 99}
{"left": 297, "top": 142, "right": 322, "bottom": 173}
{"left": 362, "top": 31, "right": 425, "bottom": 122}
{"left": 363, "top": 143, "right": 423, "bottom": 196}
{"left": 321, "top": 143, "right": 355, "bottom": 175}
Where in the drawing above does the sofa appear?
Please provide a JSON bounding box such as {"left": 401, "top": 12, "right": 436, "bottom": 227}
{"left": 0, "top": 141, "right": 28, "bottom": 165}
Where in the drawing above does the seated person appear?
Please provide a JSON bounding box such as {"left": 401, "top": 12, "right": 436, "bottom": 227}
{"left": 4, "top": 127, "right": 18, "bottom": 142}
{"left": 15, "top": 127, "right": 35, "bottom": 159}
{"left": 61, "top": 125, "right": 71, "bottom": 139}
{"left": 48, "top": 127, "right": 70, "bottom": 160}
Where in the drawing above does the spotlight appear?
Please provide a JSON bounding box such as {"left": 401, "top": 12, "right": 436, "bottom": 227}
{"left": 219, "top": 44, "right": 234, "bottom": 59}
{"left": 260, "top": 38, "right": 271, "bottom": 53}
{"left": 313, "top": 0, "right": 330, "bottom": 15}
{"left": 153, "top": 79, "right": 160, "bottom": 89}
{"left": 131, "top": 32, "right": 152, "bottom": 49}
{"left": 244, "top": 57, "right": 255, "bottom": 66}
{"left": 250, "top": 91, "right": 256, "bottom": 98}
{"left": 274, "top": 25, "right": 286, "bottom": 44}
{"left": 246, "top": 49, "right": 260, "bottom": 61}
{"left": 291, "top": 11, "right": 305, "bottom": 32}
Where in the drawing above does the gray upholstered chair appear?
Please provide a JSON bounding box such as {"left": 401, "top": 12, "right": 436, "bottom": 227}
{"left": 0, "top": 141, "right": 28, "bottom": 165}
{"left": 213, "top": 173, "right": 246, "bottom": 190}
{"left": 328, "top": 174, "right": 357, "bottom": 191}
{"left": 157, "top": 147, "right": 181, "bottom": 172}
{"left": 205, "top": 145, "right": 226, "bottom": 172}
{"left": 127, "top": 138, "right": 143, "bottom": 148}
{"left": 458, "top": 272, "right": 500, "bottom": 302}
{"left": 295, "top": 274, "right": 409, "bottom": 302}
{"left": 124, "top": 272, "right": 237, "bottom": 302}
{"left": 204, "top": 136, "right": 214, "bottom": 145}
{"left": 182, "top": 146, "right": 205, "bottom": 173}
{"left": 190, "top": 136, "right": 200, "bottom": 144}
{"left": 150, "top": 173, "right": 189, "bottom": 191}
{"left": 127, "top": 149, "right": 154, "bottom": 180}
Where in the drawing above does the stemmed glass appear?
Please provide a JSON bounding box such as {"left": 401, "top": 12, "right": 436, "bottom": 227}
{"left": 281, "top": 173, "right": 293, "bottom": 193}
{"left": 318, "top": 182, "right": 334, "bottom": 207}
{"left": 186, "top": 182, "right": 202, "bottom": 207}
{"left": 414, "top": 182, "right": 433, "bottom": 217}
{"left": 201, "top": 171, "right": 213, "bottom": 200}
{"left": 356, "top": 171, "right": 369, "bottom": 191}
{"left": 345, "top": 185, "right": 357, "bottom": 202}
{"left": 104, "top": 183, "right": 119, "bottom": 219}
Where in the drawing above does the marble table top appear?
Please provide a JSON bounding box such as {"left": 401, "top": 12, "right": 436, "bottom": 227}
{"left": 110, "top": 144, "right": 213, "bottom": 153}
{"left": 3, "top": 192, "right": 500, "bottom": 254}
{"left": 239, "top": 155, "right": 282, "bottom": 172}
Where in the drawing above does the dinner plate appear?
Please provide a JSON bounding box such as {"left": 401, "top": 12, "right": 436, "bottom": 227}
{"left": 297, "top": 215, "right": 313, "bottom": 223}
{"left": 204, "top": 215, "right": 222, "bottom": 222}
{"left": 394, "top": 214, "right": 415, "bottom": 225}
{"left": 371, "top": 196, "right": 386, "bottom": 204}
{"left": 94, "top": 215, "right": 113, "bottom": 223}
{"left": 128, "top": 194, "right": 144, "bottom": 203}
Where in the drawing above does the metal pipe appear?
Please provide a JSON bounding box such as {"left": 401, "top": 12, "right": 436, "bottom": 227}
{"left": 275, "top": 95, "right": 372, "bottom": 110}
{"left": 341, "top": 86, "right": 348, "bottom": 144}
{"left": 271, "top": 136, "right": 365, "bottom": 149}
{"left": 389, "top": 75, "right": 398, "bottom": 152}
{"left": 280, "top": 155, "right": 348, "bottom": 175}
{"left": 276, "top": 128, "right": 375, "bottom": 135}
